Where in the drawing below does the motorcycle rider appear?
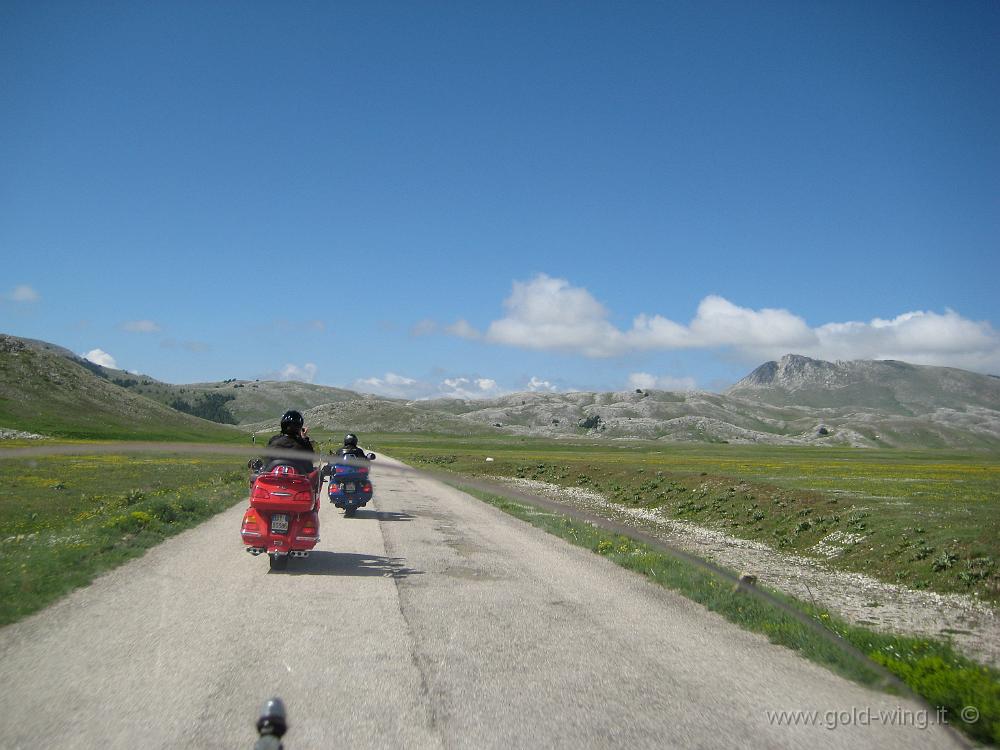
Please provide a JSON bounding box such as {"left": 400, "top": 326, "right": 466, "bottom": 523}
{"left": 336, "top": 433, "right": 368, "bottom": 460}
{"left": 265, "top": 410, "right": 317, "bottom": 480}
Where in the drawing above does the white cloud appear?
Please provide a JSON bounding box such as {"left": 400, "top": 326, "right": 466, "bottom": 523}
{"left": 625, "top": 313, "right": 692, "bottom": 350}
{"left": 5, "top": 285, "right": 40, "bottom": 303}
{"left": 688, "top": 296, "right": 816, "bottom": 349}
{"left": 481, "top": 276, "right": 814, "bottom": 356}
{"left": 437, "top": 377, "right": 501, "bottom": 399}
{"left": 443, "top": 376, "right": 503, "bottom": 399}
{"left": 627, "top": 372, "right": 698, "bottom": 392}
{"left": 122, "top": 320, "right": 161, "bottom": 333}
{"left": 354, "top": 372, "right": 504, "bottom": 401}
{"left": 462, "top": 274, "right": 1000, "bottom": 372}
{"left": 809, "top": 309, "right": 1000, "bottom": 371}
{"left": 355, "top": 372, "right": 419, "bottom": 397}
{"left": 275, "top": 363, "right": 317, "bottom": 383}
{"left": 445, "top": 319, "right": 480, "bottom": 339}
{"left": 81, "top": 348, "right": 118, "bottom": 368}
{"left": 485, "top": 274, "right": 625, "bottom": 356}
{"left": 525, "top": 376, "right": 558, "bottom": 392}
{"left": 385, "top": 372, "right": 418, "bottom": 386}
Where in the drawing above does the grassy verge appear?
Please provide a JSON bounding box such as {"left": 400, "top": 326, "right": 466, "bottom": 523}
{"left": 0, "top": 446, "right": 247, "bottom": 625}
{"left": 370, "top": 434, "right": 1000, "bottom": 602}
{"left": 457, "top": 483, "right": 1000, "bottom": 746}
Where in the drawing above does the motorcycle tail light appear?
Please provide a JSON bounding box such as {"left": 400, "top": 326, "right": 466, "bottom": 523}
{"left": 363, "top": 483, "right": 372, "bottom": 493}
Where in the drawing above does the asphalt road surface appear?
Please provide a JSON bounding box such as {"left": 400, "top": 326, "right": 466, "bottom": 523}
{"left": 0, "top": 456, "right": 961, "bottom": 749}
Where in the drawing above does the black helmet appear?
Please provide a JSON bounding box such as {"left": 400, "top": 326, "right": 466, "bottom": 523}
{"left": 344, "top": 433, "right": 358, "bottom": 447}
{"left": 280, "top": 410, "right": 304, "bottom": 434}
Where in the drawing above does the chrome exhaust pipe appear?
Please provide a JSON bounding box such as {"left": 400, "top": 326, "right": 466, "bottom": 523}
{"left": 290, "top": 550, "right": 310, "bottom": 558}
{"left": 246, "top": 547, "right": 266, "bottom": 556}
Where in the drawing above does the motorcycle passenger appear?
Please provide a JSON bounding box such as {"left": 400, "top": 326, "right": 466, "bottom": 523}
{"left": 265, "top": 410, "right": 317, "bottom": 481}
{"left": 336, "top": 433, "right": 368, "bottom": 460}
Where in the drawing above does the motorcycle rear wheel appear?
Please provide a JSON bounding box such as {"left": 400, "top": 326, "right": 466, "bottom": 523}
{"left": 268, "top": 553, "right": 289, "bottom": 570}
{"left": 344, "top": 506, "right": 357, "bottom": 518}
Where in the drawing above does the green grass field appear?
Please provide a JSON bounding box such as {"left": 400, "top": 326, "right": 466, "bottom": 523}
{"left": 367, "top": 434, "right": 1000, "bottom": 602}
{"left": 0, "top": 442, "right": 248, "bottom": 625}
{"left": 1, "top": 432, "right": 997, "bottom": 743}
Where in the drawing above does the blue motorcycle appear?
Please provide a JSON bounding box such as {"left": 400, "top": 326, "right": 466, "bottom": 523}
{"left": 326, "top": 452, "right": 375, "bottom": 517}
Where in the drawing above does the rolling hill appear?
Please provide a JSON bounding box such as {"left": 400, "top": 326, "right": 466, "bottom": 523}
{"left": 18, "top": 345, "right": 362, "bottom": 426}
{"left": 2, "top": 334, "right": 998, "bottom": 448}
{"left": 402, "top": 355, "right": 1000, "bottom": 448}
{"left": 0, "top": 335, "right": 240, "bottom": 441}
{"left": 102, "top": 373, "right": 363, "bottom": 425}
{"left": 244, "top": 399, "right": 499, "bottom": 439}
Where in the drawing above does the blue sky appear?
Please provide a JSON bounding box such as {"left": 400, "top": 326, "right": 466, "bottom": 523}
{"left": 2, "top": 1, "right": 998, "bottom": 400}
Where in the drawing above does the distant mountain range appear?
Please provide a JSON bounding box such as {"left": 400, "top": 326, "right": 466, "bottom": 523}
{"left": 2, "top": 334, "right": 998, "bottom": 448}
{"left": 729, "top": 354, "right": 1000, "bottom": 412}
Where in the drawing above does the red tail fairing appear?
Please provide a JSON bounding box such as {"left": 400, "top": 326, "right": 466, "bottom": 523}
{"left": 241, "top": 465, "right": 321, "bottom": 564}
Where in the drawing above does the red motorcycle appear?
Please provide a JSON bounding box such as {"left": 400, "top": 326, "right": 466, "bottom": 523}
{"left": 241, "top": 459, "right": 320, "bottom": 570}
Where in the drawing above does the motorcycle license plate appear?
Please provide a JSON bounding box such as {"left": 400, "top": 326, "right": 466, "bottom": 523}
{"left": 345, "top": 482, "right": 356, "bottom": 493}
{"left": 271, "top": 514, "right": 289, "bottom": 533}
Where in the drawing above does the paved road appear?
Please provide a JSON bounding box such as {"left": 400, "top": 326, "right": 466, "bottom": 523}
{"left": 0, "top": 456, "right": 961, "bottom": 748}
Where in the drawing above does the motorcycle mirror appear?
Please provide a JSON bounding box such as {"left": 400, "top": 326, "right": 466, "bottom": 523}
{"left": 367, "top": 452, "right": 376, "bottom": 460}
{"left": 256, "top": 696, "right": 288, "bottom": 738}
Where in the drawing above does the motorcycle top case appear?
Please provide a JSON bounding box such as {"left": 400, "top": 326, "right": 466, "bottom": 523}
{"left": 250, "top": 466, "right": 315, "bottom": 513}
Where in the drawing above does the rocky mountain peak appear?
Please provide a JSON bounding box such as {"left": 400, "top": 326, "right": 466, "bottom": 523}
{"left": 735, "top": 354, "right": 841, "bottom": 390}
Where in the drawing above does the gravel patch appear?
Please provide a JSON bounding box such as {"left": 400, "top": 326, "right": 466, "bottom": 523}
{"left": 499, "top": 476, "right": 1000, "bottom": 668}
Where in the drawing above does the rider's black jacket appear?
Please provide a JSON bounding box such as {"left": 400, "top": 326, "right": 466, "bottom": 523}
{"left": 265, "top": 432, "right": 316, "bottom": 475}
